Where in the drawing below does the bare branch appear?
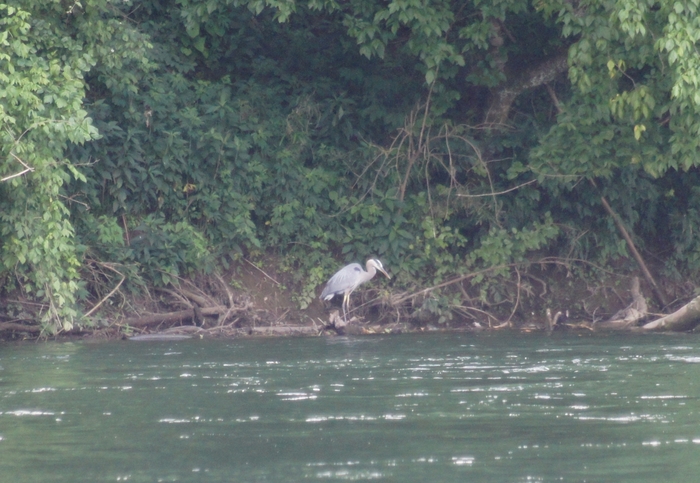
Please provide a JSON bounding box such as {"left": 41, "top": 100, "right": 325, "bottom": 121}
{"left": 1, "top": 153, "right": 35, "bottom": 182}
{"left": 457, "top": 179, "right": 537, "bottom": 198}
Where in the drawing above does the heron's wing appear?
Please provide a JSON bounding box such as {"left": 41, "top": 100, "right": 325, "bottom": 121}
{"left": 320, "top": 263, "right": 363, "bottom": 300}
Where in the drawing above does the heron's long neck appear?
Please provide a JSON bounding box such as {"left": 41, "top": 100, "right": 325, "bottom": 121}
{"left": 364, "top": 264, "right": 377, "bottom": 283}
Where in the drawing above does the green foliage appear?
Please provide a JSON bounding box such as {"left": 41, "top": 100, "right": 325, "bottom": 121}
{"left": 533, "top": 0, "right": 700, "bottom": 178}
{"left": 469, "top": 214, "right": 560, "bottom": 272}
{"left": 5, "top": 0, "right": 700, "bottom": 331}
{"left": 0, "top": 2, "right": 103, "bottom": 331}
{"left": 73, "top": 75, "right": 263, "bottom": 251}
{"left": 126, "top": 216, "right": 214, "bottom": 286}
{"left": 78, "top": 213, "right": 213, "bottom": 289}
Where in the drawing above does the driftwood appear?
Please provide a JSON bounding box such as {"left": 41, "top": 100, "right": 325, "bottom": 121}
{"left": 130, "top": 334, "right": 193, "bottom": 341}
{"left": 156, "top": 324, "right": 322, "bottom": 337}
{"left": 0, "top": 322, "right": 42, "bottom": 333}
{"left": 121, "top": 276, "right": 254, "bottom": 329}
{"left": 327, "top": 312, "right": 361, "bottom": 336}
{"left": 642, "top": 295, "right": 700, "bottom": 331}
{"left": 590, "top": 276, "right": 700, "bottom": 332}
{"left": 120, "top": 305, "right": 228, "bottom": 328}
{"left": 596, "top": 277, "right": 648, "bottom": 330}
{"left": 545, "top": 308, "right": 565, "bottom": 333}
{"left": 246, "top": 326, "right": 321, "bottom": 336}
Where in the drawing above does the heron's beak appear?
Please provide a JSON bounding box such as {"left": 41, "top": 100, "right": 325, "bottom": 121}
{"left": 378, "top": 267, "right": 391, "bottom": 279}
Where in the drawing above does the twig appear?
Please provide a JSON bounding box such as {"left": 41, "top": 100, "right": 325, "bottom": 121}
{"left": 505, "top": 267, "right": 521, "bottom": 325}
{"left": 452, "top": 305, "right": 499, "bottom": 326}
{"left": 545, "top": 84, "right": 563, "bottom": 114}
{"left": 274, "top": 309, "right": 290, "bottom": 325}
{"left": 1, "top": 168, "right": 34, "bottom": 182}
{"left": 177, "top": 287, "right": 215, "bottom": 307}
{"left": 215, "top": 273, "right": 237, "bottom": 326}
{"left": 457, "top": 179, "right": 537, "bottom": 198}
{"left": 392, "top": 265, "right": 510, "bottom": 306}
{"left": 2, "top": 153, "right": 35, "bottom": 181}
{"left": 83, "top": 263, "right": 126, "bottom": 318}
{"left": 157, "top": 288, "right": 193, "bottom": 308}
{"left": 244, "top": 258, "right": 280, "bottom": 285}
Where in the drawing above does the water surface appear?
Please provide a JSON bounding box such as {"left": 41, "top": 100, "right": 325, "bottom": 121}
{"left": 1, "top": 332, "right": 700, "bottom": 482}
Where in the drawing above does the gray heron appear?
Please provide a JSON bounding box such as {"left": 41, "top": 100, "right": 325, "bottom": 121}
{"left": 320, "top": 259, "right": 391, "bottom": 322}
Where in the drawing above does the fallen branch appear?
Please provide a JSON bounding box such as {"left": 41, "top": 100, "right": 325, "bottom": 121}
{"left": 596, "top": 277, "right": 648, "bottom": 330}
{"left": 0, "top": 322, "right": 42, "bottom": 333}
{"left": 160, "top": 324, "right": 321, "bottom": 337}
{"left": 391, "top": 258, "right": 618, "bottom": 309}
{"left": 84, "top": 273, "right": 126, "bottom": 318}
{"left": 215, "top": 273, "right": 239, "bottom": 326}
{"left": 593, "top": 181, "right": 667, "bottom": 308}
{"left": 157, "top": 288, "right": 194, "bottom": 308}
{"left": 246, "top": 326, "right": 320, "bottom": 336}
{"left": 391, "top": 265, "right": 508, "bottom": 306}
{"left": 642, "top": 295, "right": 700, "bottom": 331}
{"left": 119, "top": 305, "right": 228, "bottom": 327}
{"left": 178, "top": 287, "right": 216, "bottom": 308}
{"left": 244, "top": 258, "right": 280, "bottom": 285}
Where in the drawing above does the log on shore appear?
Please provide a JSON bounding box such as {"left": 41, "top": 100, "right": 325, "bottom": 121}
{"left": 596, "top": 277, "right": 648, "bottom": 330}
{"left": 245, "top": 326, "right": 321, "bottom": 336}
{"left": 642, "top": 296, "right": 700, "bottom": 332}
{"left": 0, "top": 322, "right": 42, "bottom": 333}
{"left": 120, "top": 306, "right": 228, "bottom": 327}
{"left": 129, "top": 334, "right": 193, "bottom": 341}
{"left": 157, "top": 325, "right": 322, "bottom": 337}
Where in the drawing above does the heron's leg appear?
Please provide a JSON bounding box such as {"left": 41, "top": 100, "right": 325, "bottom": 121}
{"left": 342, "top": 293, "right": 349, "bottom": 322}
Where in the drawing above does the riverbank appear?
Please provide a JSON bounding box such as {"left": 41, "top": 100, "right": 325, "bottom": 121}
{"left": 1, "top": 256, "right": 697, "bottom": 341}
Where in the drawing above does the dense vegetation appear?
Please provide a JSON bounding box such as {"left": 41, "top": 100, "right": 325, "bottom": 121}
{"left": 2, "top": 0, "right": 700, "bottom": 333}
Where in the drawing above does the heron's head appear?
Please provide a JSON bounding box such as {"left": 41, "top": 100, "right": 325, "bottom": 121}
{"left": 368, "top": 259, "right": 391, "bottom": 279}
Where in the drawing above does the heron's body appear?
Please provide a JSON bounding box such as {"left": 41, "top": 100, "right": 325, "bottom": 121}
{"left": 320, "top": 259, "right": 390, "bottom": 321}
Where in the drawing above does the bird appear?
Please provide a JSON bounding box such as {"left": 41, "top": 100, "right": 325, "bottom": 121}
{"left": 320, "top": 259, "right": 391, "bottom": 322}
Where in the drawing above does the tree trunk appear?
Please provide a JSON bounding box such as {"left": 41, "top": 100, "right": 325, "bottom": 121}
{"left": 485, "top": 49, "right": 569, "bottom": 126}
{"left": 596, "top": 277, "right": 647, "bottom": 329}
{"left": 642, "top": 296, "right": 700, "bottom": 331}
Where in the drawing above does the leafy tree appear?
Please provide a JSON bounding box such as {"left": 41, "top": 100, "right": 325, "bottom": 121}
{"left": 1, "top": 1, "right": 149, "bottom": 331}
{"left": 5, "top": 0, "right": 700, "bottom": 331}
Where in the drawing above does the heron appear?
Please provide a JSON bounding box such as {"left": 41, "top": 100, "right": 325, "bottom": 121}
{"left": 320, "top": 259, "right": 391, "bottom": 322}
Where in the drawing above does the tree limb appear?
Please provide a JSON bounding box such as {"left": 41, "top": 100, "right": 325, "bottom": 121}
{"left": 485, "top": 49, "right": 569, "bottom": 126}
{"left": 597, "top": 193, "right": 667, "bottom": 308}
{"left": 642, "top": 296, "right": 700, "bottom": 331}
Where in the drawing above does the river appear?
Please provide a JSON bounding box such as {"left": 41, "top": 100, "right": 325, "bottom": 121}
{"left": 1, "top": 332, "right": 699, "bottom": 482}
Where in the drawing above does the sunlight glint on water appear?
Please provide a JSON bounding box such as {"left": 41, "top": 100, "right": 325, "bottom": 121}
{"left": 1, "top": 333, "right": 700, "bottom": 482}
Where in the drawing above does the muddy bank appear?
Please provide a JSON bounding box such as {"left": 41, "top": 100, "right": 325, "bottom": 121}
{"left": 1, "top": 258, "right": 699, "bottom": 341}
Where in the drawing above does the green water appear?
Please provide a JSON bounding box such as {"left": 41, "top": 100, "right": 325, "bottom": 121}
{"left": 1, "top": 332, "right": 700, "bottom": 482}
